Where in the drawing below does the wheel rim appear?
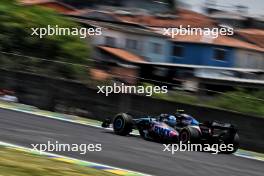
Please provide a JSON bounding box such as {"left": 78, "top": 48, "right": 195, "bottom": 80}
{"left": 114, "top": 118, "right": 123, "bottom": 130}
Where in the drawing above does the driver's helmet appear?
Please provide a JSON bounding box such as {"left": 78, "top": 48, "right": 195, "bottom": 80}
{"left": 164, "top": 115, "right": 177, "bottom": 127}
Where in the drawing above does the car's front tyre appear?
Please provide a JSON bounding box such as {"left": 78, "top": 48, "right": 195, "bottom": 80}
{"left": 113, "top": 113, "right": 133, "bottom": 136}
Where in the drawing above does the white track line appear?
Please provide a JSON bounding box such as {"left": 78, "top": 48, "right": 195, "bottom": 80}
{"left": 0, "top": 141, "right": 152, "bottom": 176}
{"left": 0, "top": 105, "right": 263, "bottom": 162}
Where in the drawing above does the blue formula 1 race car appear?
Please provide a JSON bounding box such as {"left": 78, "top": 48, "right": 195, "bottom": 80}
{"left": 102, "top": 111, "right": 239, "bottom": 153}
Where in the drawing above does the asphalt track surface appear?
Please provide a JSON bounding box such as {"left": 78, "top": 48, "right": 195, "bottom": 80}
{"left": 0, "top": 108, "right": 263, "bottom": 176}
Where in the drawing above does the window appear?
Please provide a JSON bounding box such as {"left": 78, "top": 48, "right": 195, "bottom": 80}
{"left": 105, "top": 36, "right": 116, "bottom": 47}
{"left": 213, "top": 48, "right": 226, "bottom": 61}
{"left": 153, "top": 67, "right": 168, "bottom": 77}
{"left": 172, "top": 45, "right": 184, "bottom": 57}
{"left": 151, "top": 42, "right": 163, "bottom": 54}
{"left": 126, "top": 39, "right": 138, "bottom": 50}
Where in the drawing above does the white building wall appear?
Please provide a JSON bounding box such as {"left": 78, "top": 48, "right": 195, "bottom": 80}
{"left": 91, "top": 29, "right": 126, "bottom": 48}
{"left": 143, "top": 36, "right": 170, "bottom": 62}
{"left": 235, "top": 49, "right": 264, "bottom": 69}
{"left": 90, "top": 27, "right": 170, "bottom": 63}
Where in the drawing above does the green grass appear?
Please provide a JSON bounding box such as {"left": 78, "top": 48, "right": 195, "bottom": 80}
{"left": 206, "top": 91, "right": 264, "bottom": 116}
{"left": 0, "top": 147, "right": 118, "bottom": 176}
{"left": 154, "top": 89, "right": 264, "bottom": 117}
{"left": 154, "top": 91, "right": 200, "bottom": 105}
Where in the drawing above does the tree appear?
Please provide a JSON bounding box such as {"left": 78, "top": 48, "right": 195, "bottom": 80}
{"left": 0, "top": 1, "right": 90, "bottom": 79}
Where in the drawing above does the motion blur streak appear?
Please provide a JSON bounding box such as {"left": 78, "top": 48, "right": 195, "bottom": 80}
{"left": 0, "top": 108, "right": 263, "bottom": 176}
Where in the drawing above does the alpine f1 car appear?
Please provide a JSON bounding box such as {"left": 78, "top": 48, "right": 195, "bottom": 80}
{"left": 102, "top": 111, "right": 239, "bottom": 153}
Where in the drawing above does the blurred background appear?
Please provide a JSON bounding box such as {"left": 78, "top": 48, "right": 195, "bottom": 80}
{"left": 1, "top": 1, "right": 264, "bottom": 175}
{"left": 0, "top": 0, "right": 264, "bottom": 119}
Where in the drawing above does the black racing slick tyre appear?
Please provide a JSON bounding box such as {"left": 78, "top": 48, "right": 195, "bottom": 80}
{"left": 113, "top": 113, "right": 133, "bottom": 136}
{"left": 179, "top": 127, "right": 201, "bottom": 144}
{"left": 222, "top": 133, "right": 239, "bottom": 154}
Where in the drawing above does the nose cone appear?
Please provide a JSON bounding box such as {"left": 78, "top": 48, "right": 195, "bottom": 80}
{"left": 169, "top": 130, "right": 178, "bottom": 137}
{"left": 169, "top": 130, "right": 179, "bottom": 142}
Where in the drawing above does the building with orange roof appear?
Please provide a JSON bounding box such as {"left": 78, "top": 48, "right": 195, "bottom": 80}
{"left": 236, "top": 29, "right": 264, "bottom": 49}
{"left": 72, "top": 18, "right": 170, "bottom": 64}
{"left": 114, "top": 8, "right": 217, "bottom": 28}
{"left": 72, "top": 15, "right": 264, "bottom": 70}
{"left": 20, "top": 0, "right": 77, "bottom": 13}
{"left": 61, "top": 0, "right": 174, "bottom": 12}
{"left": 67, "top": 8, "right": 216, "bottom": 29}
{"left": 166, "top": 31, "right": 264, "bottom": 69}
{"left": 97, "top": 46, "right": 146, "bottom": 64}
{"left": 65, "top": 4, "right": 264, "bottom": 71}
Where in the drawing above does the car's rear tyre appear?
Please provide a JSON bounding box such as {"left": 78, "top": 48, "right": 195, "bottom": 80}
{"left": 179, "top": 127, "right": 200, "bottom": 144}
{"left": 222, "top": 133, "right": 239, "bottom": 154}
{"left": 113, "top": 113, "right": 133, "bottom": 136}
